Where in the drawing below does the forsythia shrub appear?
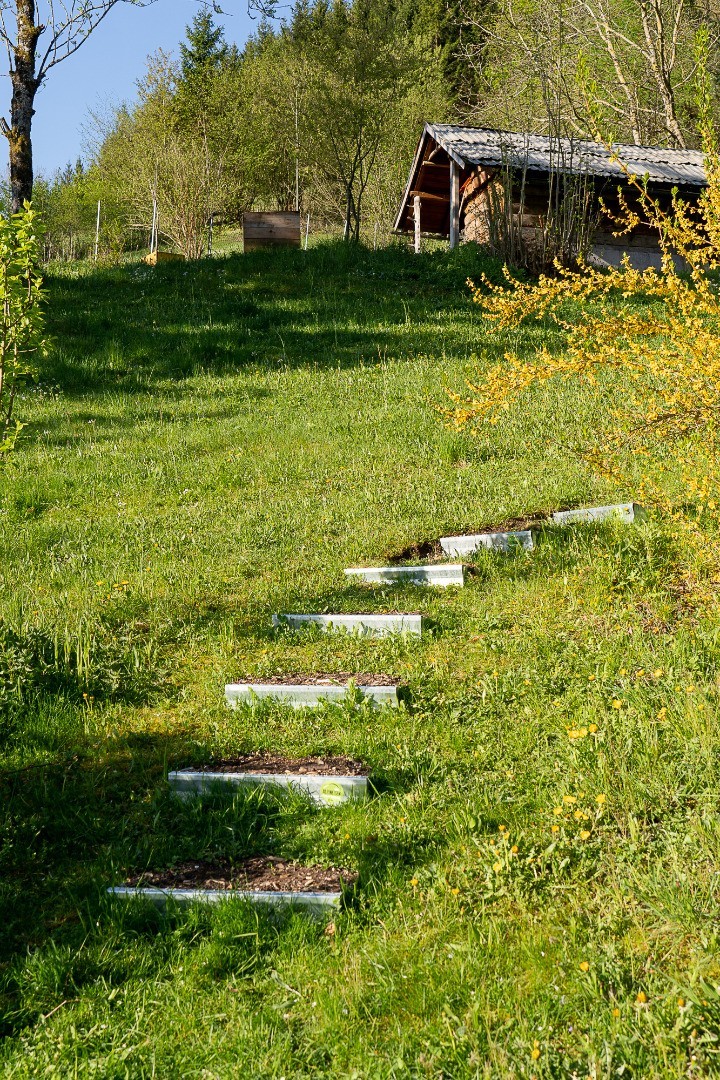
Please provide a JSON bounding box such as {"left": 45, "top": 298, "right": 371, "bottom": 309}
{"left": 445, "top": 81, "right": 720, "bottom": 578}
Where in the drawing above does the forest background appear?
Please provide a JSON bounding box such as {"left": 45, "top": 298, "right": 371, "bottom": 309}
{"left": 27, "top": 0, "right": 720, "bottom": 261}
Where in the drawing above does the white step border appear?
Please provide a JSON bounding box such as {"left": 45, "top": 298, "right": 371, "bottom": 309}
{"left": 439, "top": 530, "right": 534, "bottom": 557}
{"left": 108, "top": 885, "right": 341, "bottom": 918}
{"left": 272, "top": 613, "right": 422, "bottom": 637}
{"left": 344, "top": 564, "right": 464, "bottom": 587}
{"left": 552, "top": 502, "right": 647, "bottom": 526}
{"left": 169, "top": 770, "right": 368, "bottom": 806}
{"left": 225, "top": 683, "right": 399, "bottom": 709}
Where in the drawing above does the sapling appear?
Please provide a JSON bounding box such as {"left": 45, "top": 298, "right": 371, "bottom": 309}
{"left": 0, "top": 202, "right": 45, "bottom": 456}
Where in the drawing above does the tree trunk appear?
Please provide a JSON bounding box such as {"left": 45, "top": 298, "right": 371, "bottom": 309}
{"left": 5, "top": 1, "right": 41, "bottom": 212}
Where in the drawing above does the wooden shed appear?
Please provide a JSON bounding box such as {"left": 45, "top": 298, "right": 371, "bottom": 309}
{"left": 394, "top": 124, "right": 707, "bottom": 269}
{"left": 243, "top": 211, "right": 301, "bottom": 252}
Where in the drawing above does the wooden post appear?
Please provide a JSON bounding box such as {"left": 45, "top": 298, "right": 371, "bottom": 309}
{"left": 94, "top": 200, "right": 101, "bottom": 262}
{"left": 305, "top": 213, "right": 310, "bottom": 250}
{"left": 449, "top": 159, "right": 460, "bottom": 250}
{"left": 414, "top": 195, "right": 421, "bottom": 254}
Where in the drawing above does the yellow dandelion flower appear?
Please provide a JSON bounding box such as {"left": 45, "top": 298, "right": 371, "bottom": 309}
{"left": 579, "top": 830, "right": 591, "bottom": 840}
{"left": 653, "top": 669, "right": 663, "bottom": 678}
{"left": 612, "top": 699, "right": 622, "bottom": 709}
{"left": 589, "top": 724, "right": 598, "bottom": 733}
{"left": 612, "top": 1007, "right": 620, "bottom": 1017}
{"left": 619, "top": 668, "right": 627, "bottom": 676}
{"left": 678, "top": 998, "right": 685, "bottom": 1009}
{"left": 451, "top": 887, "right": 460, "bottom": 896}
{"left": 493, "top": 862, "right": 502, "bottom": 873}
{"left": 579, "top": 961, "right": 590, "bottom": 972}
{"left": 579, "top": 727, "right": 588, "bottom": 737}
{"left": 551, "top": 824, "right": 559, "bottom": 833}
{"left": 636, "top": 669, "right": 645, "bottom": 677}
{"left": 657, "top": 707, "right": 667, "bottom": 718}
{"left": 636, "top": 991, "right": 647, "bottom": 1004}
{"left": 498, "top": 824, "right": 507, "bottom": 832}
{"left": 563, "top": 795, "right": 577, "bottom": 805}
{"left": 596, "top": 794, "right": 607, "bottom": 805}
{"left": 553, "top": 806, "right": 563, "bottom": 815}
{"left": 686, "top": 685, "right": 695, "bottom": 693}
{"left": 588, "top": 675, "right": 596, "bottom": 681}
{"left": 410, "top": 878, "right": 418, "bottom": 887}
{"left": 531, "top": 1048, "right": 540, "bottom": 1060}
{"left": 511, "top": 845, "right": 519, "bottom": 854}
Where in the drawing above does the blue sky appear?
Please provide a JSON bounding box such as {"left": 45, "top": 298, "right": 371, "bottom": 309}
{"left": 13, "top": 1, "right": 263, "bottom": 176}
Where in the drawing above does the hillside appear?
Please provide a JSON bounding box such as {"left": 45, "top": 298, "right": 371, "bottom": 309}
{"left": 1, "top": 243, "right": 718, "bottom": 1077}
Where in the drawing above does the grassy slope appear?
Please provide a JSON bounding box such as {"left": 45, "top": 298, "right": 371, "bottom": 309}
{"left": 1, "top": 242, "right": 719, "bottom": 1077}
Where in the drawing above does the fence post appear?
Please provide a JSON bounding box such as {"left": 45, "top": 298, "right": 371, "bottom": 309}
{"left": 94, "top": 200, "right": 101, "bottom": 262}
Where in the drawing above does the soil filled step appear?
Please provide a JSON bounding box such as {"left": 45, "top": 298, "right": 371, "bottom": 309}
{"left": 439, "top": 530, "right": 535, "bottom": 556}
{"left": 272, "top": 613, "right": 422, "bottom": 637}
{"left": 344, "top": 564, "right": 464, "bottom": 587}
{"left": 552, "top": 502, "right": 647, "bottom": 525}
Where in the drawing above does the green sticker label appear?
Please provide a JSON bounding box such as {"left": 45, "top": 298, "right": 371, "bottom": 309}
{"left": 320, "top": 781, "right": 345, "bottom": 806}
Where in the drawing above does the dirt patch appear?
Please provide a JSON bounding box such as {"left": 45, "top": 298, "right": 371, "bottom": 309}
{"left": 385, "top": 540, "right": 443, "bottom": 564}
{"left": 193, "top": 754, "right": 368, "bottom": 776}
{"left": 234, "top": 673, "right": 400, "bottom": 687}
{"left": 445, "top": 514, "right": 548, "bottom": 536}
{"left": 125, "top": 856, "right": 357, "bottom": 893}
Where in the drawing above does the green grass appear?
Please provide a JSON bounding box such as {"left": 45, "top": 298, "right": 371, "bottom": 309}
{"left": 1, "top": 240, "right": 720, "bottom": 1077}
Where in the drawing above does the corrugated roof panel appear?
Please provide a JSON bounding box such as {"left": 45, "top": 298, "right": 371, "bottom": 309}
{"left": 428, "top": 125, "right": 707, "bottom": 187}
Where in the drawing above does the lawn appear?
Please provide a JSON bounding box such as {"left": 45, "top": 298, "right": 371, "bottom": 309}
{"left": 1, "top": 241, "right": 719, "bottom": 1077}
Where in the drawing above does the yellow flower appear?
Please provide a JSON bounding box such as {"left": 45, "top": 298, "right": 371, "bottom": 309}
{"left": 636, "top": 669, "right": 645, "bottom": 677}
{"left": 636, "top": 991, "right": 648, "bottom": 1004}
{"left": 579, "top": 727, "right": 588, "bottom": 737}
{"left": 498, "top": 824, "right": 507, "bottom": 832}
{"left": 579, "top": 830, "right": 591, "bottom": 840}
{"left": 551, "top": 824, "right": 559, "bottom": 833}
{"left": 579, "top": 961, "right": 590, "bottom": 972}
{"left": 589, "top": 724, "right": 598, "bottom": 733}
{"left": 612, "top": 1007, "right": 620, "bottom": 1017}
{"left": 493, "top": 862, "right": 502, "bottom": 873}
{"left": 553, "top": 806, "right": 563, "bottom": 815}
{"left": 619, "top": 668, "right": 627, "bottom": 676}
{"left": 657, "top": 707, "right": 667, "bottom": 718}
{"left": 410, "top": 878, "right": 418, "bottom": 887}
{"left": 451, "top": 887, "right": 460, "bottom": 896}
{"left": 596, "top": 794, "right": 607, "bottom": 805}
{"left": 531, "top": 1048, "right": 540, "bottom": 1060}
{"left": 563, "top": 795, "right": 577, "bottom": 805}
{"left": 612, "top": 699, "right": 622, "bottom": 709}
{"left": 678, "top": 997, "right": 685, "bottom": 1009}
{"left": 511, "top": 845, "right": 519, "bottom": 854}
{"left": 588, "top": 674, "right": 596, "bottom": 681}
{"left": 686, "top": 685, "right": 695, "bottom": 693}
{"left": 653, "top": 669, "right": 663, "bottom": 678}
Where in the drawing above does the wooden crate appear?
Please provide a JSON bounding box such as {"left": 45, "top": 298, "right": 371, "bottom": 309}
{"left": 143, "top": 251, "right": 185, "bottom": 266}
{"left": 243, "top": 211, "right": 301, "bottom": 251}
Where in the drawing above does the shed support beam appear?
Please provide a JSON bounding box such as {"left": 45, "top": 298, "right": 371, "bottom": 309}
{"left": 414, "top": 195, "right": 421, "bottom": 254}
{"left": 449, "top": 160, "right": 460, "bottom": 249}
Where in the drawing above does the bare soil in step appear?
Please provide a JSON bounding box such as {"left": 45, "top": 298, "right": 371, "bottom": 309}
{"left": 194, "top": 754, "right": 369, "bottom": 776}
{"left": 125, "top": 856, "right": 357, "bottom": 892}
{"left": 386, "top": 516, "right": 548, "bottom": 564}
{"left": 236, "top": 674, "right": 399, "bottom": 686}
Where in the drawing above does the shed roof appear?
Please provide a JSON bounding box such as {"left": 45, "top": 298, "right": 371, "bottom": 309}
{"left": 427, "top": 124, "right": 707, "bottom": 187}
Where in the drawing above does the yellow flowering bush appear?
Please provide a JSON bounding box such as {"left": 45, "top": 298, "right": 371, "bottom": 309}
{"left": 444, "top": 80, "right": 720, "bottom": 577}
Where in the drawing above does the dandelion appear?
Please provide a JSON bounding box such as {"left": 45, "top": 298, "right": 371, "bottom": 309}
{"left": 579, "top": 830, "right": 591, "bottom": 840}
{"left": 612, "top": 1007, "right": 620, "bottom": 1017}
{"left": 678, "top": 998, "right": 686, "bottom": 1008}
{"left": 493, "top": 861, "right": 502, "bottom": 873}
{"left": 653, "top": 669, "right": 663, "bottom": 678}
{"left": 612, "top": 699, "right": 622, "bottom": 709}
{"left": 686, "top": 685, "right": 696, "bottom": 693}
{"left": 579, "top": 727, "right": 588, "bottom": 737}
{"left": 531, "top": 1048, "right": 540, "bottom": 1060}
{"left": 596, "top": 794, "right": 607, "bottom": 805}
{"left": 579, "top": 961, "right": 590, "bottom": 972}
{"left": 551, "top": 824, "right": 559, "bottom": 833}
{"left": 563, "top": 795, "right": 577, "bottom": 805}
{"left": 498, "top": 824, "right": 507, "bottom": 832}
{"left": 511, "top": 845, "right": 519, "bottom": 854}
{"left": 636, "top": 991, "right": 648, "bottom": 1004}
{"left": 657, "top": 707, "right": 667, "bottom": 718}
{"left": 451, "top": 887, "right": 460, "bottom": 896}
{"left": 589, "top": 724, "right": 598, "bottom": 733}
{"left": 588, "top": 674, "right": 596, "bottom": 681}
{"left": 410, "top": 878, "right": 418, "bottom": 887}
{"left": 553, "top": 806, "right": 563, "bottom": 815}
{"left": 637, "top": 669, "right": 645, "bottom": 677}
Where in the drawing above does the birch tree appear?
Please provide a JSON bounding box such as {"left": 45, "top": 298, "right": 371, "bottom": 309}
{"left": 0, "top": 1, "right": 156, "bottom": 213}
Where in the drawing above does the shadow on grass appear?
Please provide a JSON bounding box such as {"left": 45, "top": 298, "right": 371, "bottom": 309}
{"left": 40, "top": 243, "right": 509, "bottom": 397}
